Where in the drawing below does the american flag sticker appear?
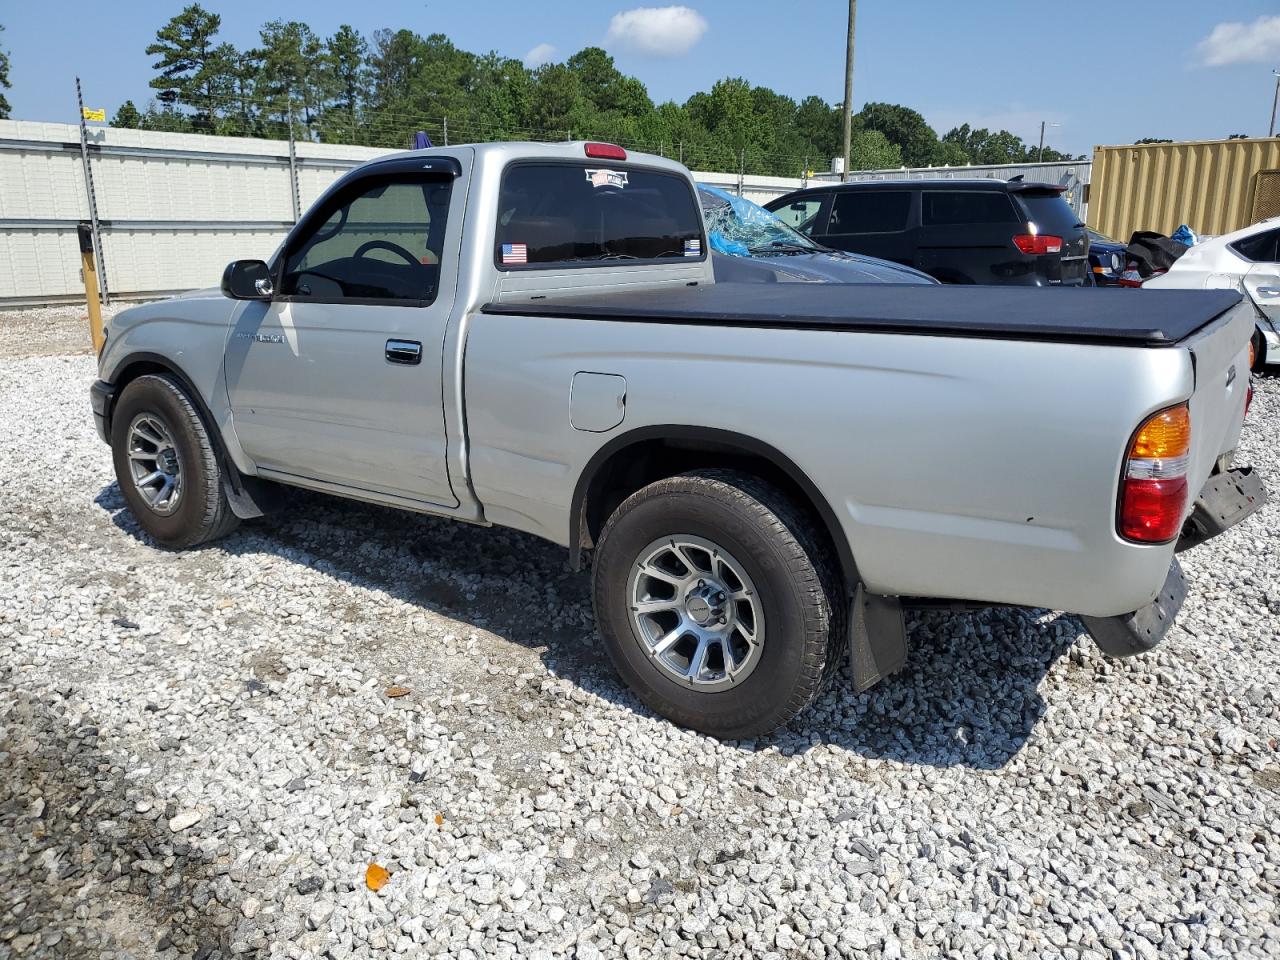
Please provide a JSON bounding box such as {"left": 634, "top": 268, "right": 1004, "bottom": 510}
{"left": 501, "top": 242, "right": 528, "bottom": 265}
{"left": 684, "top": 238, "right": 702, "bottom": 257}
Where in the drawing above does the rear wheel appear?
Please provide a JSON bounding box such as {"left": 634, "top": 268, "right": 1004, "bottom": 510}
{"left": 1252, "top": 329, "right": 1267, "bottom": 372}
{"left": 110, "top": 374, "right": 239, "bottom": 549}
{"left": 591, "top": 469, "right": 846, "bottom": 739}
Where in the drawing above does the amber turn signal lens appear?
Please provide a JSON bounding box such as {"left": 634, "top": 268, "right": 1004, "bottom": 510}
{"left": 1120, "top": 403, "right": 1192, "bottom": 544}
{"left": 1129, "top": 404, "right": 1191, "bottom": 460}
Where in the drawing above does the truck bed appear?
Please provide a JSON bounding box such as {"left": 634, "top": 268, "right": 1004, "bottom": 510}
{"left": 483, "top": 284, "right": 1242, "bottom": 348}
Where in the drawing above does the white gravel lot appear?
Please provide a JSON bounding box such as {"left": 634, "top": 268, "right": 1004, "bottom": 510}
{"left": 1, "top": 322, "right": 1278, "bottom": 959}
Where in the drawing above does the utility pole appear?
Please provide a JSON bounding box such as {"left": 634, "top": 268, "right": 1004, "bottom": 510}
{"left": 1270, "top": 70, "right": 1280, "bottom": 138}
{"left": 1037, "top": 120, "right": 1060, "bottom": 163}
{"left": 841, "top": 0, "right": 856, "bottom": 182}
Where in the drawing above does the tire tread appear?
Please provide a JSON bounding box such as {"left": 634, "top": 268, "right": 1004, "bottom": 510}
{"left": 593, "top": 468, "right": 847, "bottom": 738}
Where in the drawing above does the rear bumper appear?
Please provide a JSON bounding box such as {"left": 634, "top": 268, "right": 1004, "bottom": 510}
{"left": 1080, "top": 466, "right": 1267, "bottom": 657}
{"left": 89, "top": 379, "right": 115, "bottom": 444}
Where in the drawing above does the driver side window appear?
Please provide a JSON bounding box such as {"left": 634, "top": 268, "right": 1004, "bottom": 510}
{"left": 282, "top": 176, "right": 451, "bottom": 304}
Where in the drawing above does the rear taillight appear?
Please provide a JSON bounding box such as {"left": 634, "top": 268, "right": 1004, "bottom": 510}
{"left": 1119, "top": 403, "right": 1191, "bottom": 543}
{"left": 1012, "top": 234, "right": 1063, "bottom": 255}
{"left": 1117, "top": 261, "right": 1146, "bottom": 287}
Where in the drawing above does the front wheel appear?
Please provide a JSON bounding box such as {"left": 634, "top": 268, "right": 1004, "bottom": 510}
{"left": 110, "top": 374, "right": 240, "bottom": 549}
{"left": 1252, "top": 329, "right": 1267, "bottom": 372}
{"left": 591, "top": 469, "right": 846, "bottom": 739}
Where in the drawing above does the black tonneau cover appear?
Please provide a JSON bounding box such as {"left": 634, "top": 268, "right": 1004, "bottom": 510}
{"left": 482, "top": 284, "right": 1242, "bottom": 347}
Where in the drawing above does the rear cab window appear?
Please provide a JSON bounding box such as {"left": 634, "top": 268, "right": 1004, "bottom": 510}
{"left": 495, "top": 162, "right": 704, "bottom": 268}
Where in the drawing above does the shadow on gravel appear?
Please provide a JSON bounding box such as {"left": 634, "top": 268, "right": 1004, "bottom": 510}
{"left": 0, "top": 679, "right": 244, "bottom": 958}
{"left": 97, "top": 482, "right": 1079, "bottom": 770}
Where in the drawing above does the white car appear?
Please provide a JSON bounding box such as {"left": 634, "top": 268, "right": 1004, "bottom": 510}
{"left": 1145, "top": 217, "right": 1280, "bottom": 370}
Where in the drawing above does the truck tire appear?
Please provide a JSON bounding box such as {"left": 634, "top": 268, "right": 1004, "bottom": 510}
{"left": 1252, "top": 329, "right": 1266, "bottom": 372}
{"left": 592, "top": 468, "right": 846, "bottom": 739}
{"left": 110, "top": 373, "right": 240, "bottom": 549}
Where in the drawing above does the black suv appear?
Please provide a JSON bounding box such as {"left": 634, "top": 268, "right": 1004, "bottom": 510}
{"left": 765, "top": 179, "right": 1089, "bottom": 286}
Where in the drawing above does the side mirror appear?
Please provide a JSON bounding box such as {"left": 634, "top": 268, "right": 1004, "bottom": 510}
{"left": 221, "top": 260, "right": 274, "bottom": 300}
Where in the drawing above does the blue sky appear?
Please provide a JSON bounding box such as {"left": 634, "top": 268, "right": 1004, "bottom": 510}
{"left": 5, "top": 1, "right": 1280, "bottom": 156}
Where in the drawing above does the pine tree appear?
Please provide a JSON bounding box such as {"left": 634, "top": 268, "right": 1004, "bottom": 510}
{"left": 0, "top": 24, "right": 12, "bottom": 119}
{"left": 145, "top": 4, "right": 234, "bottom": 125}
{"left": 112, "top": 100, "right": 142, "bottom": 128}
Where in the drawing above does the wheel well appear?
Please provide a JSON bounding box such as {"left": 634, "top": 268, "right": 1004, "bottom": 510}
{"left": 572, "top": 430, "right": 857, "bottom": 591}
{"left": 107, "top": 355, "right": 246, "bottom": 495}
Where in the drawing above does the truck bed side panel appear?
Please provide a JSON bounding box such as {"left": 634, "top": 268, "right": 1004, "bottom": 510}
{"left": 463, "top": 314, "right": 1195, "bottom": 617}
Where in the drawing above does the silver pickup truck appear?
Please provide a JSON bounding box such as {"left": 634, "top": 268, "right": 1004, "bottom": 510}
{"left": 89, "top": 141, "right": 1266, "bottom": 738}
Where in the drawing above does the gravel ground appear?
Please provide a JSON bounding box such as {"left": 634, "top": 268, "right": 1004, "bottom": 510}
{"left": 1, "top": 319, "right": 1278, "bottom": 959}
{"left": 0, "top": 305, "right": 113, "bottom": 360}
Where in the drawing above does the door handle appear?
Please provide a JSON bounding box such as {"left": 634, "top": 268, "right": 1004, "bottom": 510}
{"left": 385, "top": 339, "right": 422, "bottom": 365}
{"left": 1256, "top": 286, "right": 1280, "bottom": 297}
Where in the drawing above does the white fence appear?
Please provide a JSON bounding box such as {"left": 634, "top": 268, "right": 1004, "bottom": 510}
{"left": 0, "top": 120, "right": 811, "bottom": 307}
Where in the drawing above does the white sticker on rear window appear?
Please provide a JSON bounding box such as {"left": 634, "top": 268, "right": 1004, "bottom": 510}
{"left": 585, "top": 169, "right": 628, "bottom": 189}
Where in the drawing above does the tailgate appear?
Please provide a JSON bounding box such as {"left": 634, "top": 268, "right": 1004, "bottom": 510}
{"left": 1183, "top": 300, "right": 1256, "bottom": 485}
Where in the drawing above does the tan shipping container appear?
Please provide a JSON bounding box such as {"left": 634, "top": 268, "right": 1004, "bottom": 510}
{"left": 1089, "top": 137, "right": 1280, "bottom": 242}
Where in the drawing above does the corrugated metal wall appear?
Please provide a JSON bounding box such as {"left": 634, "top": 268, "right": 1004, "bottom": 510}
{"left": 0, "top": 120, "right": 394, "bottom": 304}
{"left": 0, "top": 121, "right": 808, "bottom": 306}
{"left": 1089, "top": 137, "right": 1280, "bottom": 241}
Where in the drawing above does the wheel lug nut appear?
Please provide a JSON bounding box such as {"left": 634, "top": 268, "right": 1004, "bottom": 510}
{"left": 716, "top": 592, "right": 725, "bottom": 602}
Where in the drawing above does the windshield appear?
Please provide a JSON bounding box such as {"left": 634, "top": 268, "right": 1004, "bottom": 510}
{"left": 697, "top": 184, "right": 819, "bottom": 255}
{"left": 1087, "top": 229, "right": 1116, "bottom": 244}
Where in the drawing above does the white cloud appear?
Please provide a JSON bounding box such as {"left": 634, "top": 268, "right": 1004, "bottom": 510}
{"left": 1197, "top": 15, "right": 1280, "bottom": 67}
{"left": 605, "top": 6, "right": 708, "bottom": 58}
{"left": 523, "top": 43, "right": 558, "bottom": 68}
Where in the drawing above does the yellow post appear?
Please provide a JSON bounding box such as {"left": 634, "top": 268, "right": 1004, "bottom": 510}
{"left": 77, "top": 222, "right": 104, "bottom": 353}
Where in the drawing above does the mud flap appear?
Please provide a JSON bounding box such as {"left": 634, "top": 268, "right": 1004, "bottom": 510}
{"left": 223, "top": 474, "right": 287, "bottom": 520}
{"left": 849, "top": 584, "right": 908, "bottom": 693}
{"left": 1177, "top": 466, "right": 1267, "bottom": 553}
{"left": 1079, "top": 559, "right": 1187, "bottom": 658}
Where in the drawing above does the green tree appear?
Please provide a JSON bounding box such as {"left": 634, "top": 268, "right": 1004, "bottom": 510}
{"left": 255, "top": 20, "right": 327, "bottom": 130}
{"left": 794, "top": 95, "right": 840, "bottom": 160}
{"left": 565, "top": 47, "right": 651, "bottom": 116}
{"left": 0, "top": 24, "right": 11, "bottom": 119}
{"left": 326, "top": 25, "right": 367, "bottom": 115}
{"left": 112, "top": 100, "right": 142, "bottom": 128}
{"left": 857, "top": 102, "right": 941, "bottom": 167}
{"left": 849, "top": 129, "right": 901, "bottom": 170}
{"left": 975, "top": 129, "right": 1028, "bottom": 164}
{"left": 367, "top": 28, "right": 423, "bottom": 110}
{"left": 146, "top": 4, "right": 234, "bottom": 124}
{"left": 1134, "top": 137, "right": 1172, "bottom": 144}
{"left": 526, "top": 62, "right": 582, "bottom": 132}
